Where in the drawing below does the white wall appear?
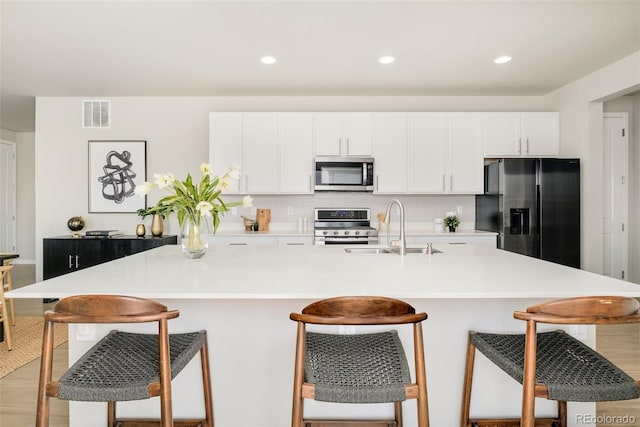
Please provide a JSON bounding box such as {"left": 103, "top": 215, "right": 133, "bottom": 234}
{"left": 35, "top": 95, "right": 545, "bottom": 280}
{"left": 544, "top": 50, "right": 640, "bottom": 275}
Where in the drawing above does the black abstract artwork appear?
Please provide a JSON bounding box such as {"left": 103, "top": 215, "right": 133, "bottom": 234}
{"left": 89, "top": 140, "right": 146, "bottom": 213}
{"left": 98, "top": 150, "right": 137, "bottom": 204}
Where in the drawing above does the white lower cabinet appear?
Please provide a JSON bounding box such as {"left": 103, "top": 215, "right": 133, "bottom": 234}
{"left": 408, "top": 235, "right": 497, "bottom": 248}
{"left": 210, "top": 236, "right": 312, "bottom": 246}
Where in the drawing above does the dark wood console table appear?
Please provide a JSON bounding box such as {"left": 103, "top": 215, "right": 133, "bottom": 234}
{"left": 42, "top": 235, "right": 177, "bottom": 302}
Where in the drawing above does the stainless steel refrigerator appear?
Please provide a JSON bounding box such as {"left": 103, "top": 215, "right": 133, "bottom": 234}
{"left": 475, "top": 158, "right": 580, "bottom": 268}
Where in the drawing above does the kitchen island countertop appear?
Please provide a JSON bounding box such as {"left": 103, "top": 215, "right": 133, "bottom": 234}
{"left": 9, "top": 244, "right": 639, "bottom": 427}
{"left": 9, "top": 243, "right": 638, "bottom": 300}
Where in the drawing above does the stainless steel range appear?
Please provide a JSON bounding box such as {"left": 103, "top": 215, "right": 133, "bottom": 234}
{"left": 314, "top": 208, "right": 379, "bottom": 245}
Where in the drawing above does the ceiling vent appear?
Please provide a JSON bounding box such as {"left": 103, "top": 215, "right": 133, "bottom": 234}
{"left": 82, "top": 100, "right": 110, "bottom": 128}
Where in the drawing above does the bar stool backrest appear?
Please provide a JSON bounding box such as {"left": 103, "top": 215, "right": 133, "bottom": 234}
{"left": 49, "top": 294, "right": 178, "bottom": 323}
{"left": 514, "top": 295, "right": 640, "bottom": 324}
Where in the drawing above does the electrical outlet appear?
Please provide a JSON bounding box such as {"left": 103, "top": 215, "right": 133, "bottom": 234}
{"left": 75, "top": 324, "right": 97, "bottom": 341}
{"left": 569, "top": 325, "right": 588, "bottom": 341}
{"left": 338, "top": 325, "right": 356, "bottom": 335}
{"left": 287, "top": 207, "right": 294, "bottom": 215}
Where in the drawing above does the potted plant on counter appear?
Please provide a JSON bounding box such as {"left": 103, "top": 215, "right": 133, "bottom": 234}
{"left": 444, "top": 214, "right": 460, "bottom": 232}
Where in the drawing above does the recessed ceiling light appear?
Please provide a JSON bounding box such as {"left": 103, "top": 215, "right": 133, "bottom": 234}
{"left": 260, "top": 56, "right": 277, "bottom": 65}
{"left": 378, "top": 56, "right": 395, "bottom": 64}
{"left": 494, "top": 56, "right": 512, "bottom": 64}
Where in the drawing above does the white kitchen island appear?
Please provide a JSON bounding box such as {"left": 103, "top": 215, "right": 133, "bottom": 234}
{"left": 9, "top": 243, "right": 640, "bottom": 427}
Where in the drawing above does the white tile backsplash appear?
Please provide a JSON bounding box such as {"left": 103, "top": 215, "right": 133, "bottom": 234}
{"left": 221, "top": 193, "right": 475, "bottom": 230}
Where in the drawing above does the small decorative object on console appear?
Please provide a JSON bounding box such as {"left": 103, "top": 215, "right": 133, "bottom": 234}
{"left": 67, "top": 216, "right": 85, "bottom": 238}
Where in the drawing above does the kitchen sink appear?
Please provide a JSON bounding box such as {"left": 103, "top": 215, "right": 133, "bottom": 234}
{"left": 344, "top": 246, "right": 442, "bottom": 255}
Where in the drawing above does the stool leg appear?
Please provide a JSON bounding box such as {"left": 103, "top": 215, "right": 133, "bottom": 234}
{"left": 291, "top": 321, "right": 306, "bottom": 427}
{"left": 394, "top": 401, "right": 403, "bottom": 426}
{"left": 108, "top": 401, "right": 116, "bottom": 426}
{"left": 413, "top": 323, "right": 429, "bottom": 427}
{"left": 4, "top": 266, "right": 15, "bottom": 325}
{"left": 460, "top": 332, "right": 476, "bottom": 427}
{"left": 36, "top": 320, "right": 55, "bottom": 427}
{"left": 1, "top": 298, "right": 12, "bottom": 351}
{"left": 199, "top": 335, "right": 214, "bottom": 427}
{"left": 557, "top": 400, "right": 567, "bottom": 427}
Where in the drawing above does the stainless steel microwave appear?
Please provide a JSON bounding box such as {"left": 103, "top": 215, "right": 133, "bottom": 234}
{"left": 314, "top": 156, "right": 374, "bottom": 192}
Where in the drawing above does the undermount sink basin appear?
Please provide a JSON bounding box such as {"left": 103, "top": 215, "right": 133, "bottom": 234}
{"left": 344, "top": 246, "right": 443, "bottom": 255}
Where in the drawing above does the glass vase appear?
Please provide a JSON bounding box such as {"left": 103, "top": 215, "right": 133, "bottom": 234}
{"left": 180, "top": 216, "right": 211, "bottom": 259}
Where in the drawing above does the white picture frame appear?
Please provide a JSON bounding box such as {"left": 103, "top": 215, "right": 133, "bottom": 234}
{"left": 88, "top": 140, "right": 146, "bottom": 213}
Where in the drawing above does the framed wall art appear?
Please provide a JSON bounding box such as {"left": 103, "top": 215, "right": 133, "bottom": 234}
{"left": 88, "top": 140, "right": 147, "bottom": 213}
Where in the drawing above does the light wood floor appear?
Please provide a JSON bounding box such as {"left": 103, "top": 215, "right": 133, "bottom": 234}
{"left": 0, "top": 265, "right": 638, "bottom": 427}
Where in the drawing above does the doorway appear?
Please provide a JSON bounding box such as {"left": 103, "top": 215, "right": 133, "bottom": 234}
{"left": 1, "top": 140, "right": 17, "bottom": 252}
{"left": 602, "top": 113, "right": 628, "bottom": 280}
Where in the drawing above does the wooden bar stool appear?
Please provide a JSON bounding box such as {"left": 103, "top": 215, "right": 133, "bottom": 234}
{"left": 0, "top": 264, "right": 14, "bottom": 350}
{"left": 460, "top": 296, "right": 640, "bottom": 427}
{"left": 0, "top": 252, "right": 18, "bottom": 326}
{"left": 290, "top": 295, "right": 430, "bottom": 427}
{"left": 36, "top": 294, "right": 214, "bottom": 427}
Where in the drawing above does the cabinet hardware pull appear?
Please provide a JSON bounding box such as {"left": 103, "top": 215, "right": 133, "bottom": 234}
{"left": 229, "top": 243, "right": 247, "bottom": 246}
{"left": 525, "top": 138, "right": 529, "bottom": 154}
{"left": 68, "top": 255, "right": 73, "bottom": 269}
{"left": 517, "top": 138, "right": 522, "bottom": 154}
{"left": 75, "top": 255, "right": 80, "bottom": 269}
{"left": 346, "top": 138, "right": 350, "bottom": 154}
{"left": 338, "top": 138, "right": 342, "bottom": 155}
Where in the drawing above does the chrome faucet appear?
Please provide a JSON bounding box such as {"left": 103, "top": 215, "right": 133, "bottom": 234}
{"left": 384, "top": 199, "right": 407, "bottom": 255}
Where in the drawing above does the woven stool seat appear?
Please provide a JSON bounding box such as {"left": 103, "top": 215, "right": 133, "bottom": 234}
{"left": 305, "top": 330, "right": 411, "bottom": 403}
{"left": 58, "top": 330, "right": 206, "bottom": 402}
{"left": 472, "top": 330, "right": 639, "bottom": 402}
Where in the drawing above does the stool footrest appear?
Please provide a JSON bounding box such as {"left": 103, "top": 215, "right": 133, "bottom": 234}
{"left": 113, "top": 418, "right": 207, "bottom": 427}
{"left": 467, "top": 418, "right": 561, "bottom": 427}
{"left": 303, "top": 420, "right": 397, "bottom": 427}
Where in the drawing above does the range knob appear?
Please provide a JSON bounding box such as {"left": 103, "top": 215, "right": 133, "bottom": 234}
{"left": 322, "top": 231, "right": 328, "bottom": 236}
{"left": 344, "top": 230, "right": 350, "bottom": 236}
{"left": 355, "top": 231, "right": 360, "bottom": 236}
{"left": 333, "top": 231, "right": 339, "bottom": 236}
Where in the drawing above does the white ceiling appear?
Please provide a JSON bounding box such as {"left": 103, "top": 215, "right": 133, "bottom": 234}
{"left": 1, "top": 0, "right": 639, "bottom": 132}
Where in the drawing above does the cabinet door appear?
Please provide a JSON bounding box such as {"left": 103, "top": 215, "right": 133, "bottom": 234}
{"left": 343, "top": 113, "right": 373, "bottom": 155}
{"left": 314, "top": 113, "right": 343, "bottom": 155}
{"left": 43, "top": 240, "right": 78, "bottom": 279}
{"left": 483, "top": 112, "right": 521, "bottom": 157}
{"left": 408, "top": 113, "right": 447, "bottom": 193}
{"left": 279, "top": 113, "right": 313, "bottom": 193}
{"left": 373, "top": 113, "right": 407, "bottom": 193}
{"left": 209, "top": 113, "right": 243, "bottom": 193}
{"left": 448, "top": 113, "right": 484, "bottom": 194}
{"left": 43, "top": 239, "right": 104, "bottom": 279}
{"left": 521, "top": 112, "right": 559, "bottom": 157}
{"left": 244, "top": 113, "right": 278, "bottom": 193}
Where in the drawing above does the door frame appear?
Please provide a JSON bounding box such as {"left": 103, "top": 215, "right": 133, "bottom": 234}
{"left": 0, "top": 139, "right": 17, "bottom": 253}
{"left": 602, "top": 113, "right": 629, "bottom": 279}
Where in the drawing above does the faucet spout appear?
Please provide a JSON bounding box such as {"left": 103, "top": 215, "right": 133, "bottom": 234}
{"left": 384, "top": 199, "right": 406, "bottom": 255}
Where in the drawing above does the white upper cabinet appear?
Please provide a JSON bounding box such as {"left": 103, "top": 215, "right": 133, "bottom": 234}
{"left": 408, "top": 113, "right": 447, "bottom": 193}
{"left": 279, "top": 113, "right": 314, "bottom": 194}
{"left": 373, "top": 113, "right": 408, "bottom": 193}
{"left": 209, "top": 113, "right": 243, "bottom": 193}
{"left": 484, "top": 112, "right": 559, "bottom": 157}
{"left": 408, "top": 113, "right": 483, "bottom": 194}
{"left": 244, "top": 113, "right": 279, "bottom": 193}
{"left": 315, "top": 113, "right": 372, "bottom": 156}
{"left": 209, "top": 112, "right": 314, "bottom": 195}
{"left": 447, "top": 113, "right": 484, "bottom": 194}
